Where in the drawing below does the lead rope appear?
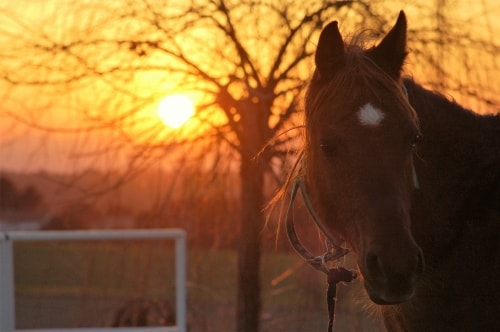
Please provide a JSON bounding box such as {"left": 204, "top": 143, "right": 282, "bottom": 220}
{"left": 327, "top": 267, "right": 357, "bottom": 332}
{"left": 286, "top": 177, "right": 357, "bottom": 332}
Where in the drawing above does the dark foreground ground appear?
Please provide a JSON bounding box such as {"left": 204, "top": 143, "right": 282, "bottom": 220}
{"left": 16, "top": 283, "right": 383, "bottom": 331}
{"left": 14, "top": 242, "right": 384, "bottom": 331}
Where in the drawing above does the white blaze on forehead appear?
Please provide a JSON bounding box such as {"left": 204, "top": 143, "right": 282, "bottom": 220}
{"left": 357, "top": 103, "right": 385, "bottom": 127}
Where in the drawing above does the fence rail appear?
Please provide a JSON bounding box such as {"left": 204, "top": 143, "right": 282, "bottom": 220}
{"left": 0, "top": 229, "right": 186, "bottom": 332}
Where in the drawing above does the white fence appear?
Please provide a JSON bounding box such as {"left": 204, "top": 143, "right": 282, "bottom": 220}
{"left": 0, "top": 229, "right": 187, "bottom": 332}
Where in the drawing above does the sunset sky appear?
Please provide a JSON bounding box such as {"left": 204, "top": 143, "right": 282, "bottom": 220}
{"left": 0, "top": 0, "right": 498, "bottom": 173}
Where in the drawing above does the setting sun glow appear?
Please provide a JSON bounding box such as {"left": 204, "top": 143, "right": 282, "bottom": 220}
{"left": 157, "top": 94, "right": 195, "bottom": 128}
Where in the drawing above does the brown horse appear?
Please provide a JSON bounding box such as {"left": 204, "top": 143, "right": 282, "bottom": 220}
{"left": 300, "top": 11, "right": 499, "bottom": 331}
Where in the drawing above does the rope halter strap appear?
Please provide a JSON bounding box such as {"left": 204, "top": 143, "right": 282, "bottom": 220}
{"left": 285, "top": 176, "right": 357, "bottom": 332}
{"left": 285, "top": 177, "right": 349, "bottom": 273}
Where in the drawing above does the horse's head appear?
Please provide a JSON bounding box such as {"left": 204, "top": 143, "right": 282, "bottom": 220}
{"left": 304, "top": 11, "right": 424, "bottom": 305}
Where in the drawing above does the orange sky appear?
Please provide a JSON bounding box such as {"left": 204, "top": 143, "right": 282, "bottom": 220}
{"left": 0, "top": 1, "right": 499, "bottom": 173}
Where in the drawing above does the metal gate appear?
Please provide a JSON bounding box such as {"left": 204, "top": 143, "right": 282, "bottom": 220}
{"left": 0, "top": 229, "right": 186, "bottom": 332}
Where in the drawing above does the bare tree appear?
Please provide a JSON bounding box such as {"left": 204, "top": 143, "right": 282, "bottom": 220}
{"left": 0, "top": 1, "right": 498, "bottom": 331}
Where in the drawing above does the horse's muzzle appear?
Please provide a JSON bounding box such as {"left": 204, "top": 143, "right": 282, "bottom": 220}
{"left": 361, "top": 245, "right": 424, "bottom": 305}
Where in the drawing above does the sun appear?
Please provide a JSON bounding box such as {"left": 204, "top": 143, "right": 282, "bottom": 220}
{"left": 157, "top": 94, "right": 195, "bottom": 128}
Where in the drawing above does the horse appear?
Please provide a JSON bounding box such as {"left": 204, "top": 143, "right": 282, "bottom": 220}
{"left": 295, "top": 10, "right": 499, "bottom": 331}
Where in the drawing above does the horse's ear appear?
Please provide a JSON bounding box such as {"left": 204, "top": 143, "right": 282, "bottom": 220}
{"left": 368, "top": 11, "right": 407, "bottom": 78}
{"left": 315, "top": 21, "right": 345, "bottom": 80}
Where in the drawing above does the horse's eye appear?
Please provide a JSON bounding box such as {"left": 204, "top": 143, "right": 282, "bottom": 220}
{"left": 411, "top": 134, "right": 421, "bottom": 149}
{"left": 320, "top": 140, "right": 336, "bottom": 157}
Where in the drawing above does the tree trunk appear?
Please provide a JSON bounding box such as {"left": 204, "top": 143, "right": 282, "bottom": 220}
{"left": 236, "top": 154, "right": 265, "bottom": 332}
{"left": 236, "top": 99, "right": 270, "bottom": 332}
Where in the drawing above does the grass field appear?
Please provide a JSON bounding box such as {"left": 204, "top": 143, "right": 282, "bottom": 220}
{"left": 13, "top": 241, "right": 383, "bottom": 331}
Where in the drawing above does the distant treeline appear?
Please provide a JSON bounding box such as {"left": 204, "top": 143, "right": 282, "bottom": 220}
{"left": 0, "top": 176, "right": 42, "bottom": 211}
{"left": 0, "top": 171, "right": 309, "bottom": 252}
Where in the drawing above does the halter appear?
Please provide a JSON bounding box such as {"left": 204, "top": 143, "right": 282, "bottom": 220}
{"left": 285, "top": 161, "right": 419, "bottom": 271}
{"left": 285, "top": 83, "right": 419, "bottom": 332}
{"left": 403, "top": 82, "right": 420, "bottom": 190}
{"left": 285, "top": 176, "right": 349, "bottom": 273}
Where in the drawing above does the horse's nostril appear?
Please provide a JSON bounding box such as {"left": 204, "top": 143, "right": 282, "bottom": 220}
{"left": 366, "top": 253, "right": 383, "bottom": 278}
